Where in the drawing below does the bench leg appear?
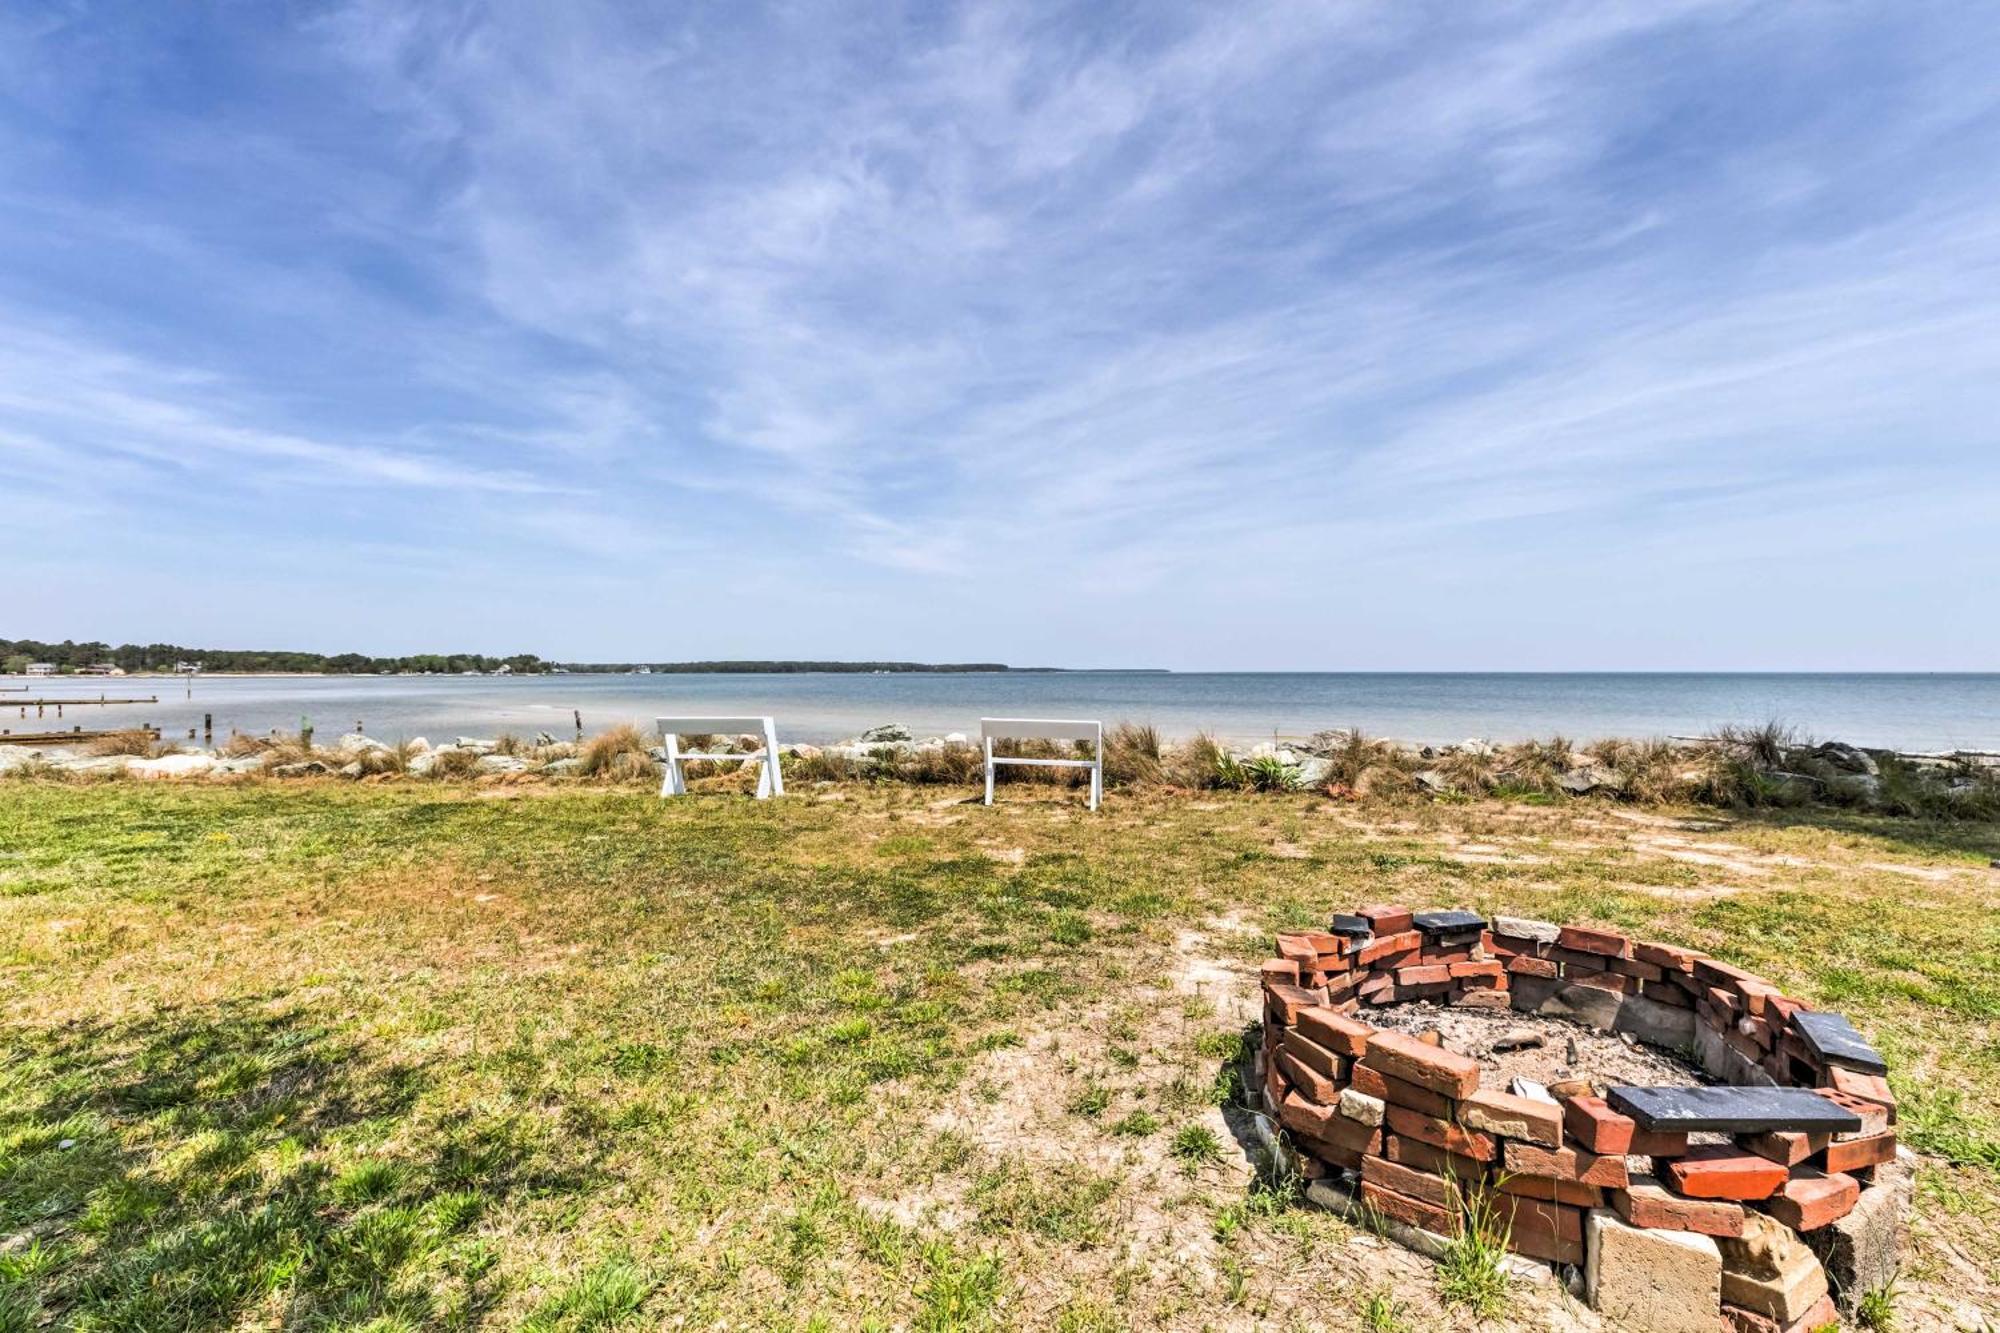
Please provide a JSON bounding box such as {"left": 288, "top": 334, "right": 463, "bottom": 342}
{"left": 660, "top": 733, "right": 684, "bottom": 797}
{"left": 763, "top": 720, "right": 784, "bottom": 797}
{"left": 753, "top": 754, "right": 772, "bottom": 798}
{"left": 1090, "top": 761, "right": 1102, "bottom": 811}
{"left": 983, "top": 738, "right": 995, "bottom": 805}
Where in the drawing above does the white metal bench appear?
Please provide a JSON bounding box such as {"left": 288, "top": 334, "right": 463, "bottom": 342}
{"left": 981, "top": 717, "right": 1104, "bottom": 810}
{"left": 655, "top": 715, "right": 784, "bottom": 798}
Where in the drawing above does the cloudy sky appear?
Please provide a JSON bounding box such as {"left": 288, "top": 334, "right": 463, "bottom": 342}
{"left": 3, "top": 2, "right": 1996, "bottom": 669}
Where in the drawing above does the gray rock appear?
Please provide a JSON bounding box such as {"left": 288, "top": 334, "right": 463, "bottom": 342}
{"left": 338, "top": 761, "right": 364, "bottom": 779}
{"left": 55, "top": 754, "right": 133, "bottom": 774}
{"left": 1585, "top": 1208, "right": 1722, "bottom": 1333}
{"left": 407, "top": 737, "right": 431, "bottom": 753}
{"left": 211, "top": 757, "right": 265, "bottom": 775}
{"left": 535, "top": 731, "right": 559, "bottom": 746}
{"left": 1806, "top": 1148, "right": 1911, "bottom": 1312}
{"left": 130, "top": 753, "right": 214, "bottom": 779}
{"left": 453, "top": 737, "right": 497, "bottom": 755}
{"left": 1610, "top": 994, "right": 1697, "bottom": 1051}
{"left": 334, "top": 733, "right": 389, "bottom": 755}
{"left": 271, "top": 760, "right": 332, "bottom": 777}
{"left": 1695, "top": 1021, "right": 1777, "bottom": 1087}
{"left": 1413, "top": 769, "right": 1448, "bottom": 793}
{"left": 857, "top": 723, "right": 912, "bottom": 744}
{"left": 1812, "top": 742, "right": 1879, "bottom": 776}
{"left": 1494, "top": 915, "right": 1562, "bottom": 944}
{"left": 1534, "top": 980, "right": 1625, "bottom": 1031}
{"left": 785, "top": 743, "right": 823, "bottom": 759}
{"left": 1294, "top": 757, "right": 1332, "bottom": 786}
{"left": 539, "top": 757, "right": 583, "bottom": 775}
{"left": 405, "top": 749, "right": 451, "bottom": 776}
{"left": 476, "top": 754, "right": 527, "bottom": 773}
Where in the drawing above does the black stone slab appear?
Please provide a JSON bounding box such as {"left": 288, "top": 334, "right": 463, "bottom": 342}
{"left": 1793, "top": 1011, "right": 1888, "bottom": 1075}
{"left": 1411, "top": 909, "right": 1486, "bottom": 935}
{"left": 1327, "top": 914, "right": 1374, "bottom": 938}
{"left": 1607, "top": 1085, "right": 1863, "bottom": 1135}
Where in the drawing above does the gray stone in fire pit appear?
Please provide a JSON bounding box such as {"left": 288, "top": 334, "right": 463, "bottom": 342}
{"left": 1608, "top": 1086, "right": 1863, "bottom": 1135}
{"left": 1411, "top": 909, "right": 1485, "bottom": 935}
{"left": 1792, "top": 1011, "right": 1888, "bottom": 1075}
{"left": 1327, "top": 913, "right": 1373, "bottom": 938}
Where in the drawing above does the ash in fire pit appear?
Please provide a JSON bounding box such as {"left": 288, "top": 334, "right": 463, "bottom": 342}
{"left": 1366, "top": 1001, "right": 1704, "bottom": 1097}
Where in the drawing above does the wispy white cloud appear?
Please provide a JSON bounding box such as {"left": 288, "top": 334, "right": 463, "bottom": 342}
{"left": 2, "top": 1, "right": 1997, "bottom": 665}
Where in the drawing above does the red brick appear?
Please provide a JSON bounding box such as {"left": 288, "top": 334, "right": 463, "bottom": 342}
{"left": 1496, "top": 1171, "right": 1602, "bottom": 1208}
{"left": 1447, "top": 960, "right": 1504, "bottom": 981}
{"left": 1557, "top": 924, "right": 1629, "bottom": 958}
{"left": 1562, "top": 1096, "right": 1636, "bottom": 1155}
{"left": 1818, "top": 1088, "right": 1891, "bottom": 1136}
{"left": 1386, "top": 1103, "right": 1497, "bottom": 1162}
{"left": 1705, "top": 985, "right": 1743, "bottom": 1018}
{"left": 1393, "top": 981, "right": 1452, "bottom": 1003}
{"left": 1506, "top": 955, "right": 1558, "bottom": 979}
{"left": 1504, "top": 1140, "right": 1629, "bottom": 1188}
{"left": 1642, "top": 979, "right": 1694, "bottom": 1007}
{"left": 1294, "top": 1006, "right": 1372, "bottom": 1058}
{"left": 1418, "top": 947, "right": 1474, "bottom": 966}
{"left": 1278, "top": 1090, "right": 1335, "bottom": 1138}
{"left": 1734, "top": 976, "right": 1779, "bottom": 1017}
{"left": 1693, "top": 957, "right": 1763, "bottom": 989}
{"left": 1375, "top": 1072, "right": 1455, "bottom": 1119}
{"left": 1824, "top": 1067, "right": 1897, "bottom": 1122}
{"left": 1259, "top": 957, "right": 1301, "bottom": 988}
{"left": 1394, "top": 963, "right": 1452, "bottom": 987}
{"left": 1361, "top": 1153, "right": 1455, "bottom": 1209}
{"left": 1766, "top": 1168, "right": 1859, "bottom": 1231}
{"left": 1662, "top": 1146, "right": 1788, "bottom": 1201}
{"left": 1570, "top": 969, "right": 1635, "bottom": 995}
{"left": 1359, "top": 1029, "right": 1480, "bottom": 1099}
{"left": 1264, "top": 983, "right": 1325, "bottom": 1025}
{"left": 1629, "top": 1127, "right": 1691, "bottom": 1158}
{"left": 1360, "top": 1179, "right": 1457, "bottom": 1235}
{"left": 1358, "top": 904, "right": 1415, "bottom": 935}
{"left": 1483, "top": 931, "right": 1541, "bottom": 958}
{"left": 1303, "top": 1108, "right": 1383, "bottom": 1158}
{"left": 1738, "top": 1129, "right": 1829, "bottom": 1168}
{"left": 1275, "top": 1048, "right": 1340, "bottom": 1104}
{"left": 1633, "top": 940, "right": 1699, "bottom": 972}
{"left": 1357, "top": 971, "right": 1397, "bottom": 1002}
{"left": 1765, "top": 993, "right": 1809, "bottom": 1025}
{"left": 1451, "top": 988, "right": 1510, "bottom": 1009}
{"left": 1458, "top": 1089, "right": 1563, "bottom": 1147}
{"left": 1356, "top": 929, "right": 1421, "bottom": 967}
{"left": 1275, "top": 934, "right": 1319, "bottom": 967}
{"left": 1492, "top": 1194, "right": 1586, "bottom": 1263}
{"left": 1551, "top": 947, "right": 1610, "bottom": 973}
{"left": 1611, "top": 956, "right": 1665, "bottom": 983}
{"left": 1821, "top": 1131, "right": 1895, "bottom": 1173}
{"left": 1385, "top": 1133, "right": 1487, "bottom": 1186}
{"left": 1301, "top": 1135, "right": 1366, "bottom": 1171}
{"left": 1610, "top": 1176, "right": 1746, "bottom": 1238}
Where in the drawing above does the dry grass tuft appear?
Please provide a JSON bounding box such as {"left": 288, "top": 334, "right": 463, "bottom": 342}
{"left": 86, "top": 729, "right": 165, "bottom": 757}
{"left": 1104, "top": 722, "right": 1163, "bottom": 787}
{"left": 578, "top": 724, "right": 655, "bottom": 781}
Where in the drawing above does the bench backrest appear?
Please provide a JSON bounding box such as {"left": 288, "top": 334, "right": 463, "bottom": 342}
{"left": 980, "top": 717, "right": 1102, "bottom": 746}
{"left": 657, "top": 716, "right": 773, "bottom": 737}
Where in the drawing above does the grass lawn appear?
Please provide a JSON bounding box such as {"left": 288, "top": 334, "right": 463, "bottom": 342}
{"left": 2, "top": 779, "right": 1997, "bottom": 1330}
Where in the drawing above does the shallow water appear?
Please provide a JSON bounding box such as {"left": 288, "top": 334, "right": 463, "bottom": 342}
{"left": 7, "top": 671, "right": 1997, "bottom": 751}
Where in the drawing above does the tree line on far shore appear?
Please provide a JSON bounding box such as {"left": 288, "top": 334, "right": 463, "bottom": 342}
{"left": 1, "top": 639, "right": 1021, "bottom": 676}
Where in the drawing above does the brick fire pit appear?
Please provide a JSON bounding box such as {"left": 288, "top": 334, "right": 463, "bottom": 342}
{"left": 1254, "top": 907, "right": 1908, "bottom": 1333}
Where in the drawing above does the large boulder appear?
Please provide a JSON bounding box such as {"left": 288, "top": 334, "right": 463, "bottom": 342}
{"left": 857, "top": 723, "right": 912, "bottom": 744}
{"left": 129, "top": 754, "right": 216, "bottom": 780}
{"left": 1811, "top": 741, "right": 1879, "bottom": 776}
{"left": 334, "top": 733, "right": 389, "bottom": 756}
{"left": 55, "top": 755, "right": 134, "bottom": 775}
{"left": 476, "top": 754, "right": 527, "bottom": 774}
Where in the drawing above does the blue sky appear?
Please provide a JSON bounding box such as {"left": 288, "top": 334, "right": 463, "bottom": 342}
{"left": 3, "top": 2, "right": 1996, "bottom": 669}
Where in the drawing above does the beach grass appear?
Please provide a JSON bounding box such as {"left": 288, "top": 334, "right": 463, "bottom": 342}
{"left": 2, "top": 780, "right": 1996, "bottom": 1328}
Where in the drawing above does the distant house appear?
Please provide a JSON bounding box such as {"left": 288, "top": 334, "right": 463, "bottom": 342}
{"left": 79, "top": 663, "right": 126, "bottom": 676}
{"left": 25, "top": 662, "right": 56, "bottom": 676}
{"left": 173, "top": 661, "right": 202, "bottom": 675}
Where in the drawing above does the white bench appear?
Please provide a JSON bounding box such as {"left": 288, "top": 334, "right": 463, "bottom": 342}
{"left": 656, "top": 716, "right": 784, "bottom": 798}
{"left": 981, "top": 717, "right": 1103, "bottom": 810}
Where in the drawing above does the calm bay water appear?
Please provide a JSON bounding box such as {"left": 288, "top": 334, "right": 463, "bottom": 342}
{"left": 9, "top": 672, "right": 1999, "bottom": 751}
